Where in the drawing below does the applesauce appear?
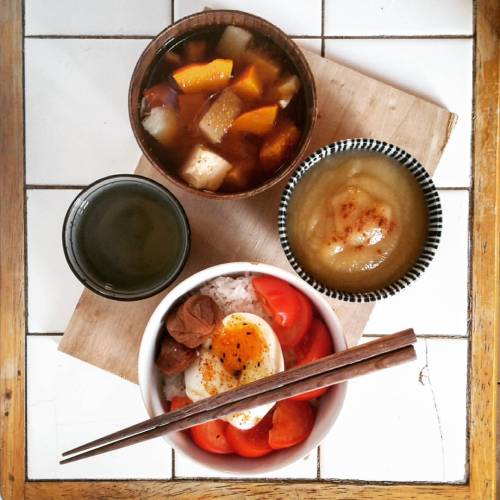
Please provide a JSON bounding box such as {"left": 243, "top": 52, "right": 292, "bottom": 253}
{"left": 287, "top": 151, "right": 428, "bottom": 292}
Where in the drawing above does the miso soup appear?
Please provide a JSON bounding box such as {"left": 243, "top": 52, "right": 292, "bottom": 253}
{"left": 140, "top": 25, "right": 307, "bottom": 193}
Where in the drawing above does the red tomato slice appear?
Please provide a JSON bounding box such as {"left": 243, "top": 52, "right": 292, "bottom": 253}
{"left": 273, "top": 290, "right": 313, "bottom": 348}
{"left": 170, "top": 395, "right": 192, "bottom": 411}
{"left": 289, "top": 318, "right": 334, "bottom": 401}
{"left": 191, "top": 420, "right": 234, "bottom": 454}
{"left": 268, "top": 400, "right": 315, "bottom": 450}
{"left": 252, "top": 276, "right": 312, "bottom": 348}
{"left": 295, "top": 318, "right": 333, "bottom": 365}
{"left": 144, "top": 82, "right": 177, "bottom": 108}
{"left": 225, "top": 411, "right": 274, "bottom": 458}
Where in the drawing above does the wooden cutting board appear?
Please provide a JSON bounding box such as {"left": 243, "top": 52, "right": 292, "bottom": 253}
{"left": 59, "top": 49, "right": 456, "bottom": 384}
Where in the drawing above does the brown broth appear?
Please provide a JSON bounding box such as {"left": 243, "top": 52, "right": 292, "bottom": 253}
{"left": 287, "top": 151, "right": 429, "bottom": 292}
{"left": 141, "top": 26, "right": 306, "bottom": 193}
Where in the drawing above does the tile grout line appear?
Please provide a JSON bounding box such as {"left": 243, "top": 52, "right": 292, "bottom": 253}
{"left": 166, "top": 0, "right": 175, "bottom": 478}
{"left": 22, "top": 0, "right": 29, "bottom": 482}
{"left": 317, "top": 445, "right": 321, "bottom": 479}
{"left": 317, "top": 1, "right": 324, "bottom": 482}
{"left": 26, "top": 332, "right": 468, "bottom": 339}
{"left": 27, "top": 332, "right": 64, "bottom": 337}
{"left": 23, "top": 34, "right": 474, "bottom": 41}
{"left": 24, "top": 185, "right": 471, "bottom": 191}
{"left": 320, "top": 0, "right": 325, "bottom": 57}
{"left": 463, "top": 0, "right": 478, "bottom": 482}
{"left": 363, "top": 334, "right": 469, "bottom": 340}
{"left": 323, "top": 34, "right": 473, "bottom": 40}
{"left": 23, "top": 476, "right": 468, "bottom": 485}
{"left": 22, "top": 7, "right": 475, "bottom": 484}
{"left": 26, "top": 184, "right": 87, "bottom": 190}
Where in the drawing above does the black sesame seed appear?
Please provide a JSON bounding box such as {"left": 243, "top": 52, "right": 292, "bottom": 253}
{"left": 237, "top": 343, "right": 240, "bottom": 349}
{"left": 257, "top": 362, "right": 261, "bottom": 367}
{"left": 243, "top": 365, "right": 246, "bottom": 370}
{"left": 223, "top": 353, "right": 226, "bottom": 358}
{"left": 209, "top": 345, "right": 212, "bottom": 350}
{"left": 246, "top": 331, "right": 251, "bottom": 335}
{"left": 238, "top": 357, "right": 242, "bottom": 363}
{"left": 220, "top": 358, "right": 224, "bottom": 363}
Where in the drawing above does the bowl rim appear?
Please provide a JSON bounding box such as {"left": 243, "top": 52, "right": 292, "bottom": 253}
{"left": 61, "top": 173, "right": 191, "bottom": 301}
{"left": 128, "top": 9, "right": 317, "bottom": 200}
{"left": 278, "top": 138, "right": 443, "bottom": 303}
{"left": 138, "top": 261, "right": 347, "bottom": 475}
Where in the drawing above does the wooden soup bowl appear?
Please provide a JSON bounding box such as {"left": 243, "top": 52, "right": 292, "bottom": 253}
{"left": 129, "top": 10, "right": 317, "bottom": 200}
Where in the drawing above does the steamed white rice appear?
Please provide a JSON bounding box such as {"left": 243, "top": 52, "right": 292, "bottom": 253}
{"left": 199, "top": 275, "right": 269, "bottom": 319}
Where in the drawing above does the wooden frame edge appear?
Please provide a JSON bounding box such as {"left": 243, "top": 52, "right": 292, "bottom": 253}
{"left": 1, "top": 0, "right": 498, "bottom": 499}
{"left": 25, "top": 480, "right": 469, "bottom": 500}
{"left": 0, "top": 0, "right": 26, "bottom": 499}
{"left": 469, "top": 0, "right": 500, "bottom": 498}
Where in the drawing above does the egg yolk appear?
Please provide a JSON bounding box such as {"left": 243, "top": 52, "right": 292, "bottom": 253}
{"left": 211, "top": 318, "right": 267, "bottom": 375}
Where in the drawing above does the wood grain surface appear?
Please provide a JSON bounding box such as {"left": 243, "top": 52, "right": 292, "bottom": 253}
{"left": 59, "top": 48, "right": 456, "bottom": 384}
{"left": 0, "top": 1, "right": 26, "bottom": 499}
{"left": 25, "top": 480, "right": 470, "bottom": 499}
{"left": 469, "top": 0, "right": 500, "bottom": 497}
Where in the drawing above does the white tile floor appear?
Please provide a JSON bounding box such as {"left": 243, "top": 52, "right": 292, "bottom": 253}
{"left": 25, "top": 0, "right": 172, "bottom": 36}
{"left": 174, "top": 0, "right": 323, "bottom": 36}
{"left": 27, "top": 336, "right": 172, "bottom": 479}
{"left": 24, "top": 0, "right": 473, "bottom": 483}
{"left": 324, "top": 0, "right": 473, "bottom": 36}
{"left": 321, "top": 338, "right": 468, "bottom": 482}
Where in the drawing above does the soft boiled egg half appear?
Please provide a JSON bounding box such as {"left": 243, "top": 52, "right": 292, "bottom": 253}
{"left": 184, "top": 312, "right": 284, "bottom": 429}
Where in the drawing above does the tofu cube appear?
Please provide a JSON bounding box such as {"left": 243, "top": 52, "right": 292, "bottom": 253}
{"left": 199, "top": 90, "right": 243, "bottom": 144}
{"left": 180, "top": 144, "right": 232, "bottom": 191}
{"left": 216, "top": 26, "right": 253, "bottom": 60}
{"left": 141, "top": 106, "right": 179, "bottom": 146}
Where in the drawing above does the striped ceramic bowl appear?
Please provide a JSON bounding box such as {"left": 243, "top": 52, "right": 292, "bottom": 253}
{"left": 278, "top": 138, "right": 442, "bottom": 302}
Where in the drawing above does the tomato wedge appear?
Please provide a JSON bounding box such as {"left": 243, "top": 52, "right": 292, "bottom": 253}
{"left": 191, "top": 420, "right": 234, "bottom": 454}
{"left": 268, "top": 400, "right": 315, "bottom": 450}
{"left": 252, "top": 276, "right": 312, "bottom": 348}
{"left": 288, "top": 318, "right": 334, "bottom": 400}
{"left": 170, "top": 395, "right": 192, "bottom": 411}
{"left": 225, "top": 411, "right": 274, "bottom": 458}
{"left": 144, "top": 82, "right": 177, "bottom": 108}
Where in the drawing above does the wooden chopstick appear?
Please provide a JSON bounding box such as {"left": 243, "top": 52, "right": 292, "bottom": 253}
{"left": 60, "top": 345, "right": 416, "bottom": 465}
{"left": 60, "top": 329, "right": 416, "bottom": 464}
{"left": 62, "top": 329, "right": 415, "bottom": 457}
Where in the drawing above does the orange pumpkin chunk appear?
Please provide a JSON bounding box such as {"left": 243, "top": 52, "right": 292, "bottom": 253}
{"left": 178, "top": 93, "right": 207, "bottom": 123}
{"left": 259, "top": 120, "right": 301, "bottom": 170}
{"left": 231, "top": 65, "right": 263, "bottom": 100}
{"left": 231, "top": 105, "right": 278, "bottom": 135}
{"left": 173, "top": 59, "right": 233, "bottom": 94}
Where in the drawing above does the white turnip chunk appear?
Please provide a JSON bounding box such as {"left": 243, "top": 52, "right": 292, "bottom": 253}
{"left": 180, "top": 144, "right": 232, "bottom": 191}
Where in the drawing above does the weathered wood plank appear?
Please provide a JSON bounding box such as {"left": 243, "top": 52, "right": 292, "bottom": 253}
{"left": 0, "top": 0, "right": 26, "bottom": 499}
{"left": 59, "top": 49, "right": 455, "bottom": 384}
{"left": 25, "top": 480, "right": 469, "bottom": 500}
{"left": 469, "top": 0, "right": 500, "bottom": 498}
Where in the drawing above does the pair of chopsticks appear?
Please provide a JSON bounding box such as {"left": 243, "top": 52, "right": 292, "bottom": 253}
{"left": 60, "top": 329, "right": 417, "bottom": 464}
